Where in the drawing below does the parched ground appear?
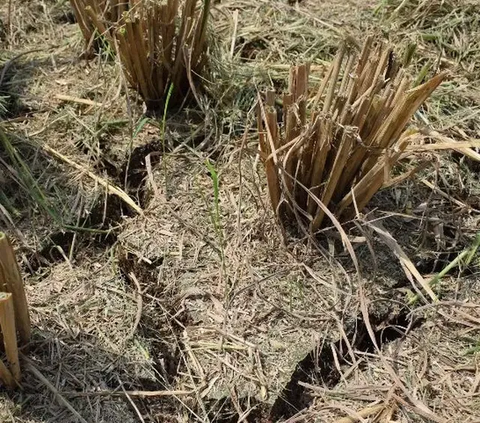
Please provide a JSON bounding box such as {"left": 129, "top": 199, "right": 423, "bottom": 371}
{"left": 1, "top": 0, "right": 480, "bottom": 422}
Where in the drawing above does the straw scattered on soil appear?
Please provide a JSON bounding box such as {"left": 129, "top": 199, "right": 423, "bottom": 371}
{"left": 302, "top": 285, "right": 480, "bottom": 422}
{"left": 375, "top": 0, "right": 480, "bottom": 141}
{"left": 117, "top": 153, "right": 351, "bottom": 405}
{"left": 0, "top": 0, "right": 480, "bottom": 422}
{"left": 2, "top": 252, "right": 142, "bottom": 423}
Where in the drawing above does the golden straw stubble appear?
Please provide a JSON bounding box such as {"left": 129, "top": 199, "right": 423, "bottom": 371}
{"left": 0, "top": 292, "right": 21, "bottom": 383}
{"left": 258, "top": 39, "right": 446, "bottom": 234}
{"left": 0, "top": 232, "right": 31, "bottom": 345}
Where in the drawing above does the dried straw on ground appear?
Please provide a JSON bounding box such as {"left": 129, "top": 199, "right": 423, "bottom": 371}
{"left": 258, "top": 38, "right": 447, "bottom": 233}
{"left": 2, "top": 0, "right": 480, "bottom": 421}
{"left": 380, "top": 0, "right": 480, "bottom": 72}
{"left": 302, "top": 293, "right": 480, "bottom": 422}
{"left": 376, "top": 0, "right": 480, "bottom": 144}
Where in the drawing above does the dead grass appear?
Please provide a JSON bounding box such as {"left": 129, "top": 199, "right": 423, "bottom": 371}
{"left": 377, "top": 0, "right": 480, "bottom": 73}
{"left": 117, "top": 151, "right": 356, "bottom": 418}
{"left": 302, "top": 290, "right": 480, "bottom": 422}
{"left": 375, "top": 0, "right": 480, "bottom": 142}
{"left": 8, "top": 254, "right": 143, "bottom": 423}
{"left": 0, "top": 0, "right": 480, "bottom": 422}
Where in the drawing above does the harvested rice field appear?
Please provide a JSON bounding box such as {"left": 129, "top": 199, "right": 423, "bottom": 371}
{"left": 1, "top": 0, "right": 480, "bottom": 422}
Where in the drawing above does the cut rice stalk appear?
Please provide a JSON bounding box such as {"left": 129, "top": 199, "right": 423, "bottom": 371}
{"left": 257, "top": 39, "right": 447, "bottom": 235}
{"left": 70, "top": 0, "right": 212, "bottom": 111}
{"left": 0, "top": 232, "right": 30, "bottom": 347}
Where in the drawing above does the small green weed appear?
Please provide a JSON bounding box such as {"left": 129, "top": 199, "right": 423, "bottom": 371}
{"left": 408, "top": 232, "right": 480, "bottom": 305}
